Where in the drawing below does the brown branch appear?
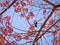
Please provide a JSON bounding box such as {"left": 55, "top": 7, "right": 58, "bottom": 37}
{"left": 32, "top": 19, "right": 60, "bottom": 45}
{"left": 37, "top": 19, "right": 60, "bottom": 40}
{"left": 44, "top": 0, "right": 55, "bottom": 6}
{"left": 56, "top": 4, "right": 60, "bottom": 7}
{"left": 0, "top": 0, "right": 17, "bottom": 16}
{"left": 32, "top": 6, "right": 55, "bottom": 45}
{"left": 32, "top": 4, "right": 60, "bottom": 45}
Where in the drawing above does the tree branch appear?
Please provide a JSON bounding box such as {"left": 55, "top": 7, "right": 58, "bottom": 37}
{"left": 37, "top": 18, "right": 60, "bottom": 40}
{"left": 32, "top": 6, "right": 55, "bottom": 45}
{"left": 32, "top": 4, "right": 60, "bottom": 45}
{"left": 0, "top": 0, "right": 17, "bottom": 16}
{"left": 44, "top": 0, "right": 55, "bottom": 6}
